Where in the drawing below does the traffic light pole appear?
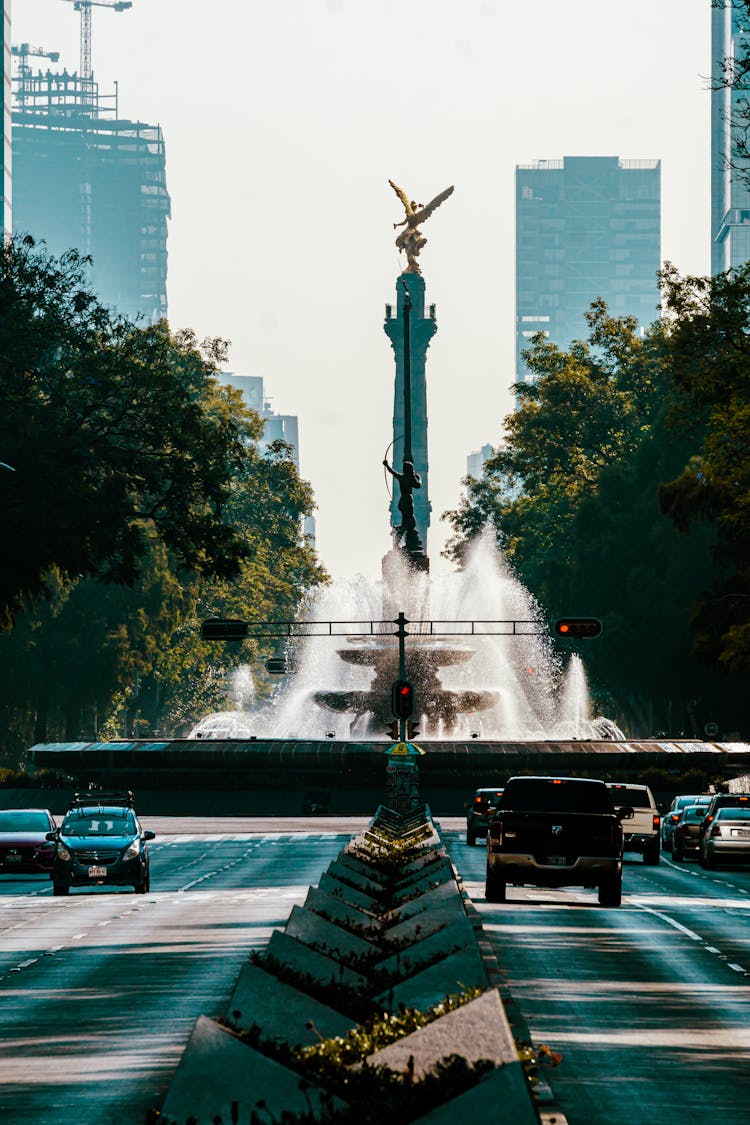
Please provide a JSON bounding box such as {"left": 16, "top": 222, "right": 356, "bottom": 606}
{"left": 396, "top": 611, "right": 408, "bottom": 741}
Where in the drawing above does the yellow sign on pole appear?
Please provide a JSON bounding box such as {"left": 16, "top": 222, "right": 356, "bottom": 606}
{"left": 385, "top": 741, "right": 425, "bottom": 757}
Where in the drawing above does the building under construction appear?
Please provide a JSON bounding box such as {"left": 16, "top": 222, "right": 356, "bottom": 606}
{"left": 12, "top": 67, "right": 170, "bottom": 321}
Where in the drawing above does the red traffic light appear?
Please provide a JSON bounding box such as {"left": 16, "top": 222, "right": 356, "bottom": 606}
{"left": 553, "top": 618, "right": 602, "bottom": 639}
{"left": 391, "top": 679, "right": 415, "bottom": 719}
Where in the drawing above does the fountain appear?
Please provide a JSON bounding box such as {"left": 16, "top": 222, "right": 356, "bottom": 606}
{"left": 189, "top": 180, "right": 622, "bottom": 744}
{"left": 189, "top": 531, "right": 621, "bottom": 742}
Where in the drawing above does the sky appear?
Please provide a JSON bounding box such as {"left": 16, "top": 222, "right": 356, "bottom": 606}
{"left": 12, "top": 0, "right": 711, "bottom": 582}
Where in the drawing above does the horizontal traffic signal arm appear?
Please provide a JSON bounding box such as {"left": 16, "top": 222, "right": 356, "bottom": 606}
{"left": 201, "top": 617, "right": 548, "bottom": 639}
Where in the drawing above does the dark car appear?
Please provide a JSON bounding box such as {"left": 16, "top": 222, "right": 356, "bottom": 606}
{"left": 0, "top": 809, "right": 57, "bottom": 874}
{"left": 700, "top": 806, "right": 750, "bottom": 868}
{"left": 49, "top": 792, "right": 154, "bottom": 896}
{"left": 671, "top": 805, "right": 708, "bottom": 861}
{"left": 466, "top": 787, "right": 504, "bottom": 846}
{"left": 661, "top": 794, "right": 712, "bottom": 849}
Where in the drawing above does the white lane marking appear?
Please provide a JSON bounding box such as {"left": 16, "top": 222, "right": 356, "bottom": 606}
{"left": 71, "top": 932, "right": 87, "bottom": 940}
{"left": 13, "top": 958, "right": 38, "bottom": 969}
{"left": 630, "top": 902, "right": 703, "bottom": 942}
{"left": 630, "top": 891, "right": 750, "bottom": 977}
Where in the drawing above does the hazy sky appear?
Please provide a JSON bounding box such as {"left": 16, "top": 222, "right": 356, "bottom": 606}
{"left": 13, "top": 0, "right": 710, "bottom": 581}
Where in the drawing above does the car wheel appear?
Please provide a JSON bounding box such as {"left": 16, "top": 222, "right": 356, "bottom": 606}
{"left": 485, "top": 861, "right": 506, "bottom": 903}
{"left": 467, "top": 830, "right": 477, "bottom": 847}
{"left": 671, "top": 845, "right": 682, "bottom": 862}
{"left": 703, "top": 852, "right": 715, "bottom": 870}
{"left": 135, "top": 869, "right": 149, "bottom": 894}
{"left": 598, "top": 873, "right": 622, "bottom": 907}
{"left": 643, "top": 842, "right": 660, "bottom": 865}
{"left": 52, "top": 883, "right": 69, "bottom": 896}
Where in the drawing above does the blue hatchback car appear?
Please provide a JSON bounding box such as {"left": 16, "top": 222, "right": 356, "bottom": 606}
{"left": 48, "top": 792, "right": 154, "bottom": 896}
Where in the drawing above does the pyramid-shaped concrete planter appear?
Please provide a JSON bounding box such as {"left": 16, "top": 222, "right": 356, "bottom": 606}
{"left": 157, "top": 804, "right": 540, "bottom": 1124}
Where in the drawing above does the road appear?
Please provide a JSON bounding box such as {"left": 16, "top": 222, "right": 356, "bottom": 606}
{"left": 0, "top": 822, "right": 361, "bottom": 1125}
{"left": 1, "top": 818, "right": 749, "bottom": 1124}
{"left": 447, "top": 833, "right": 750, "bottom": 1124}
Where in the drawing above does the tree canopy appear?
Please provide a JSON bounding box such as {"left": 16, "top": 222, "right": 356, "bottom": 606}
{"left": 444, "top": 280, "right": 749, "bottom": 738}
{"left": 0, "top": 236, "right": 255, "bottom": 628}
{"left": 0, "top": 238, "right": 327, "bottom": 756}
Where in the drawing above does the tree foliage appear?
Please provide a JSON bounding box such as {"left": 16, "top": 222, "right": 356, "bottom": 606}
{"left": 0, "top": 236, "right": 255, "bottom": 628}
{"left": 0, "top": 238, "right": 327, "bottom": 756}
{"left": 444, "top": 286, "right": 749, "bottom": 737}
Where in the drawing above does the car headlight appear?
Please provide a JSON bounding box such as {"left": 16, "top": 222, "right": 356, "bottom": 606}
{"left": 122, "top": 839, "right": 141, "bottom": 860}
{"left": 56, "top": 844, "right": 72, "bottom": 862}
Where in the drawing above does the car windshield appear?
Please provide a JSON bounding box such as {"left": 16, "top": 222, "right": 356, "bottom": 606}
{"left": 61, "top": 815, "right": 135, "bottom": 837}
{"left": 681, "top": 806, "right": 707, "bottom": 821}
{"left": 716, "top": 807, "right": 750, "bottom": 821}
{"left": 675, "top": 794, "right": 706, "bottom": 809}
{"left": 500, "top": 779, "right": 612, "bottom": 814}
{"left": 0, "top": 811, "right": 50, "bottom": 832}
{"left": 608, "top": 786, "right": 652, "bottom": 808}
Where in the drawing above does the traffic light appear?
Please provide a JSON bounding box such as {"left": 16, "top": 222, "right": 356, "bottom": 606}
{"left": 407, "top": 720, "right": 420, "bottom": 739}
{"left": 553, "top": 617, "right": 602, "bottom": 639}
{"left": 386, "top": 720, "right": 399, "bottom": 740}
{"left": 201, "top": 618, "right": 248, "bottom": 641}
{"left": 392, "top": 679, "right": 415, "bottom": 719}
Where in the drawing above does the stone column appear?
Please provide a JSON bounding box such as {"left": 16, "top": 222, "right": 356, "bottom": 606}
{"left": 383, "top": 272, "right": 436, "bottom": 554}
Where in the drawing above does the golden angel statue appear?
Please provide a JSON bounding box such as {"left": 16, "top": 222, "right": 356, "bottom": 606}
{"left": 389, "top": 179, "right": 454, "bottom": 273}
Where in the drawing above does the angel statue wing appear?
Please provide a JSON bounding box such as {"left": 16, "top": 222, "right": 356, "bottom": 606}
{"left": 389, "top": 179, "right": 415, "bottom": 217}
{"left": 409, "top": 185, "right": 454, "bottom": 227}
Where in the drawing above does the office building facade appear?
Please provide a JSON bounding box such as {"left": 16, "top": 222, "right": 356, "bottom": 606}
{"left": 711, "top": 1, "right": 750, "bottom": 273}
{"left": 466, "top": 443, "right": 494, "bottom": 480}
{"left": 12, "top": 70, "right": 169, "bottom": 321}
{"left": 515, "top": 156, "right": 660, "bottom": 388}
{"left": 1, "top": 0, "right": 11, "bottom": 235}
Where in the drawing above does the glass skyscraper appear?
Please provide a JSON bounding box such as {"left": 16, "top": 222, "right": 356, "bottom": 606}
{"left": 1, "top": 0, "right": 11, "bottom": 236}
{"left": 711, "top": 1, "right": 750, "bottom": 273}
{"left": 515, "top": 156, "right": 661, "bottom": 388}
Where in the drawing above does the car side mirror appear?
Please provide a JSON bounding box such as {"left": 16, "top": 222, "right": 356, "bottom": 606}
{"left": 142, "top": 830, "right": 156, "bottom": 841}
{"left": 616, "top": 806, "right": 635, "bottom": 821}
{"left": 45, "top": 831, "right": 58, "bottom": 841}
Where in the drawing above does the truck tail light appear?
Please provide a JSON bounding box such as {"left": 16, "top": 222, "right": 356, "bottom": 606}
{"left": 490, "top": 819, "right": 503, "bottom": 845}
{"left": 653, "top": 814, "right": 660, "bottom": 831}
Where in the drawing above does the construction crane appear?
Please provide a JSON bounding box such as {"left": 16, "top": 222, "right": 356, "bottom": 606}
{"left": 59, "top": 0, "right": 133, "bottom": 81}
{"left": 11, "top": 43, "right": 62, "bottom": 107}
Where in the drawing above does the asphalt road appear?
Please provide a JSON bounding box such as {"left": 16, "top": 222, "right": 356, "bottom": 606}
{"left": 1, "top": 818, "right": 749, "bottom": 1124}
{"left": 0, "top": 825, "right": 353, "bottom": 1125}
{"left": 446, "top": 834, "right": 750, "bottom": 1124}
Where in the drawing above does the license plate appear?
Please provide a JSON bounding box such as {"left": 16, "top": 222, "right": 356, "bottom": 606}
{"left": 5, "top": 854, "right": 22, "bottom": 864}
{"left": 88, "top": 866, "right": 107, "bottom": 877}
{"left": 730, "top": 829, "right": 750, "bottom": 838}
{"left": 546, "top": 856, "right": 567, "bottom": 866}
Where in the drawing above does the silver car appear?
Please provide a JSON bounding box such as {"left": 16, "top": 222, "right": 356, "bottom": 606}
{"left": 700, "top": 807, "right": 750, "bottom": 868}
{"left": 661, "top": 794, "right": 711, "bottom": 849}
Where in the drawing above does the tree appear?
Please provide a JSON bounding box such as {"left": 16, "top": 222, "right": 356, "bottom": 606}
{"left": 658, "top": 263, "right": 750, "bottom": 674}
{"left": 0, "top": 237, "right": 328, "bottom": 754}
{"left": 443, "top": 295, "right": 749, "bottom": 736}
{"left": 0, "top": 236, "right": 254, "bottom": 628}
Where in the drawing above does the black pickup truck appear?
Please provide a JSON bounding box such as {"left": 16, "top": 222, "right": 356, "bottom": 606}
{"left": 485, "top": 776, "right": 633, "bottom": 907}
